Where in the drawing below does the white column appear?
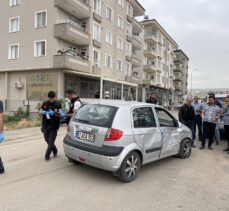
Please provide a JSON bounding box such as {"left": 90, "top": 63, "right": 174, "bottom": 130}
{"left": 58, "top": 70, "right": 65, "bottom": 99}
{"left": 121, "top": 84, "right": 124, "bottom": 100}
{"left": 135, "top": 86, "right": 138, "bottom": 101}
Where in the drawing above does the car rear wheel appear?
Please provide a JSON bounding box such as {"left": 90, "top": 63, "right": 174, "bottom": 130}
{"left": 179, "top": 139, "right": 192, "bottom": 159}
{"left": 117, "top": 151, "right": 141, "bottom": 183}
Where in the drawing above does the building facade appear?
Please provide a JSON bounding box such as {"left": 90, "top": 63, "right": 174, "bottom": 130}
{"left": 0, "top": 0, "right": 145, "bottom": 111}
{"left": 140, "top": 18, "right": 179, "bottom": 106}
{"left": 173, "top": 49, "right": 189, "bottom": 104}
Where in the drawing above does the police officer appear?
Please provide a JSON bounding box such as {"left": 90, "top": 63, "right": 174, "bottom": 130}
{"left": 65, "top": 90, "right": 82, "bottom": 125}
{"left": 146, "top": 93, "right": 158, "bottom": 104}
{"left": 0, "top": 100, "right": 5, "bottom": 174}
{"left": 40, "top": 91, "right": 62, "bottom": 161}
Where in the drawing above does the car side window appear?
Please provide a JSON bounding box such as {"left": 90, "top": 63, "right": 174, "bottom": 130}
{"left": 155, "top": 107, "right": 176, "bottom": 127}
{"left": 133, "top": 107, "right": 156, "bottom": 128}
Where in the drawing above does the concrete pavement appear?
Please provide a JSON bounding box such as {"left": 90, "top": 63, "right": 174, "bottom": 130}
{"left": 0, "top": 126, "right": 229, "bottom": 211}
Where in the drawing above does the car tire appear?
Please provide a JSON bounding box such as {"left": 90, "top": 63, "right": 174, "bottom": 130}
{"left": 179, "top": 139, "right": 192, "bottom": 159}
{"left": 117, "top": 151, "right": 141, "bottom": 183}
{"left": 68, "top": 157, "right": 82, "bottom": 165}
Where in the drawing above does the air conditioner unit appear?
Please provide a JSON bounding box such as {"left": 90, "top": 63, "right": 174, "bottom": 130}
{"left": 15, "top": 81, "right": 24, "bottom": 89}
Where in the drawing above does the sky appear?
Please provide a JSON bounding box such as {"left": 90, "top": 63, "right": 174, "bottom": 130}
{"left": 139, "top": 0, "right": 229, "bottom": 89}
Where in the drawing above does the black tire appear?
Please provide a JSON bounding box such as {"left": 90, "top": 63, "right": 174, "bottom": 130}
{"left": 117, "top": 151, "right": 141, "bottom": 183}
{"left": 68, "top": 157, "right": 82, "bottom": 165}
{"left": 179, "top": 139, "right": 192, "bottom": 159}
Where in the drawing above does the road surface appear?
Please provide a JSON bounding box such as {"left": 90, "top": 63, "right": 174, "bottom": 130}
{"left": 0, "top": 126, "right": 229, "bottom": 211}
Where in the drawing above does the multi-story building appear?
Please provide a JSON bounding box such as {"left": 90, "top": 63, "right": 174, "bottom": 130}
{"left": 173, "top": 49, "right": 189, "bottom": 104}
{"left": 140, "top": 17, "right": 179, "bottom": 106}
{"left": 0, "top": 0, "right": 145, "bottom": 111}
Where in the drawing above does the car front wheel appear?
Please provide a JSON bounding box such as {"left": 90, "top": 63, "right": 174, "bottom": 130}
{"left": 179, "top": 139, "right": 192, "bottom": 159}
{"left": 118, "top": 151, "right": 141, "bottom": 183}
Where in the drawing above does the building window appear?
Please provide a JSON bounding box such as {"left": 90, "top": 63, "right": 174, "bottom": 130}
{"left": 117, "top": 16, "right": 124, "bottom": 29}
{"left": 34, "top": 40, "right": 46, "bottom": 57}
{"left": 118, "top": 0, "right": 124, "bottom": 8}
{"left": 126, "top": 42, "right": 131, "bottom": 56}
{"left": 9, "top": 17, "right": 20, "bottom": 33}
{"left": 126, "top": 23, "right": 131, "bottom": 35}
{"left": 117, "top": 37, "right": 123, "bottom": 50}
{"left": 10, "top": 0, "right": 20, "bottom": 6}
{"left": 105, "top": 30, "right": 112, "bottom": 45}
{"left": 127, "top": 3, "right": 133, "bottom": 16}
{"left": 93, "top": 0, "right": 101, "bottom": 15}
{"left": 93, "top": 49, "right": 100, "bottom": 66}
{"left": 106, "top": 6, "right": 113, "bottom": 21}
{"left": 35, "top": 11, "right": 47, "bottom": 28}
{"left": 93, "top": 22, "right": 101, "bottom": 42}
{"left": 105, "top": 54, "right": 112, "bottom": 68}
{"left": 116, "top": 59, "right": 122, "bottom": 72}
{"left": 125, "top": 63, "right": 131, "bottom": 76}
{"left": 8, "top": 44, "right": 19, "bottom": 59}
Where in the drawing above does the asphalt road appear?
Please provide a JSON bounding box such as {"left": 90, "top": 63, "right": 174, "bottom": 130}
{"left": 0, "top": 126, "right": 229, "bottom": 211}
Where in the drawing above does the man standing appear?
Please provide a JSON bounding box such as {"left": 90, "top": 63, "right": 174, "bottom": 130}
{"left": 178, "top": 97, "right": 195, "bottom": 147}
{"left": 65, "top": 90, "right": 82, "bottom": 125}
{"left": 146, "top": 93, "right": 158, "bottom": 104}
{"left": 200, "top": 96, "right": 220, "bottom": 150}
{"left": 40, "top": 91, "right": 62, "bottom": 161}
{"left": 0, "top": 100, "right": 5, "bottom": 174}
{"left": 192, "top": 96, "right": 203, "bottom": 141}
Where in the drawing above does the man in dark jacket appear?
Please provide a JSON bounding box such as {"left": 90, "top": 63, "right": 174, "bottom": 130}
{"left": 146, "top": 93, "right": 158, "bottom": 104}
{"left": 40, "top": 91, "right": 62, "bottom": 161}
{"left": 65, "top": 90, "right": 82, "bottom": 125}
{"left": 0, "top": 100, "right": 5, "bottom": 174}
{"left": 178, "top": 97, "right": 195, "bottom": 147}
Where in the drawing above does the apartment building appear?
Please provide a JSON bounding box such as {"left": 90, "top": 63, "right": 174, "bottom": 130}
{"left": 140, "top": 18, "right": 179, "bottom": 105}
{"left": 173, "top": 49, "right": 189, "bottom": 104}
{"left": 0, "top": 0, "right": 145, "bottom": 111}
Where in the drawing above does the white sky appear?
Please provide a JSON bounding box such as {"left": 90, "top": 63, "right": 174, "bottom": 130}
{"left": 139, "top": 0, "right": 229, "bottom": 89}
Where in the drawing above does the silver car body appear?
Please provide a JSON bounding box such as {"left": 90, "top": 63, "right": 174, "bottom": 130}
{"left": 63, "top": 101, "right": 192, "bottom": 172}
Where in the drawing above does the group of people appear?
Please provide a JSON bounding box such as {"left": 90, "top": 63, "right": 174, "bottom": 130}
{"left": 179, "top": 94, "right": 229, "bottom": 152}
{"left": 0, "top": 89, "right": 82, "bottom": 174}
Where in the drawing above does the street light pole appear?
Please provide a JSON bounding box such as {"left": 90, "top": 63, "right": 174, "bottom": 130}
{"left": 190, "top": 69, "right": 197, "bottom": 97}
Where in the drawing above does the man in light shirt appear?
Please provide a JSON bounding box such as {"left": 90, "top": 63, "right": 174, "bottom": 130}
{"left": 200, "top": 96, "right": 220, "bottom": 150}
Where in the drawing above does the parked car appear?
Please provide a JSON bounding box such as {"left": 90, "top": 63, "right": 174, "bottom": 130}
{"left": 63, "top": 101, "right": 192, "bottom": 182}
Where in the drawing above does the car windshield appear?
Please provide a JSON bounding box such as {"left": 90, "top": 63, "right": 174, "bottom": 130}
{"left": 73, "top": 104, "right": 118, "bottom": 128}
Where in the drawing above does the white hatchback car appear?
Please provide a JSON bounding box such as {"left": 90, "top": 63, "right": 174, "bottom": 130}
{"left": 64, "top": 101, "right": 192, "bottom": 182}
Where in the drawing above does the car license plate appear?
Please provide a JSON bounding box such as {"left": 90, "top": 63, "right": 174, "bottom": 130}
{"left": 76, "top": 131, "right": 95, "bottom": 143}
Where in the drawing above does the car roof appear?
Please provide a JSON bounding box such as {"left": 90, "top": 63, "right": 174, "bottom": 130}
{"left": 82, "top": 99, "right": 162, "bottom": 109}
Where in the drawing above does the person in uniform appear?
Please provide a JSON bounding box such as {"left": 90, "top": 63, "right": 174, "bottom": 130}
{"left": 40, "top": 91, "right": 62, "bottom": 161}
{"left": 146, "top": 93, "right": 158, "bottom": 104}
{"left": 0, "top": 100, "right": 5, "bottom": 174}
{"left": 65, "top": 90, "right": 82, "bottom": 125}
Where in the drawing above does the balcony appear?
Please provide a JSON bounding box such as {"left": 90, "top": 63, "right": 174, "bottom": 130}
{"left": 126, "top": 34, "right": 132, "bottom": 42}
{"left": 54, "top": 21, "right": 90, "bottom": 46}
{"left": 143, "top": 65, "right": 156, "bottom": 73}
{"left": 144, "top": 49, "right": 157, "bottom": 58}
{"left": 144, "top": 34, "right": 157, "bottom": 44}
{"left": 132, "top": 54, "right": 141, "bottom": 67}
{"left": 174, "top": 72, "right": 183, "bottom": 80}
{"left": 132, "top": 36, "right": 142, "bottom": 50}
{"left": 133, "top": 19, "right": 142, "bottom": 33}
{"left": 126, "top": 55, "right": 131, "bottom": 62}
{"left": 127, "top": 14, "right": 133, "bottom": 23}
{"left": 125, "top": 76, "right": 140, "bottom": 84}
{"left": 142, "top": 79, "right": 156, "bottom": 86}
{"left": 175, "top": 90, "right": 183, "bottom": 96}
{"left": 127, "top": 0, "right": 145, "bottom": 17}
{"left": 54, "top": 53, "right": 90, "bottom": 73}
{"left": 93, "top": 12, "right": 102, "bottom": 23}
{"left": 54, "top": 0, "right": 91, "bottom": 19}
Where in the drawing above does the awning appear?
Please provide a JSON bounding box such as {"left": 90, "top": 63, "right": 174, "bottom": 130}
{"left": 64, "top": 70, "right": 138, "bottom": 87}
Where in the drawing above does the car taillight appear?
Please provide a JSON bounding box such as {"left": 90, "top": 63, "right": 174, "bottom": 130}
{"left": 105, "top": 128, "right": 123, "bottom": 141}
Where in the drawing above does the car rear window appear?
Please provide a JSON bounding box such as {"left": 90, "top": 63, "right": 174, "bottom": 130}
{"left": 73, "top": 104, "right": 118, "bottom": 128}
